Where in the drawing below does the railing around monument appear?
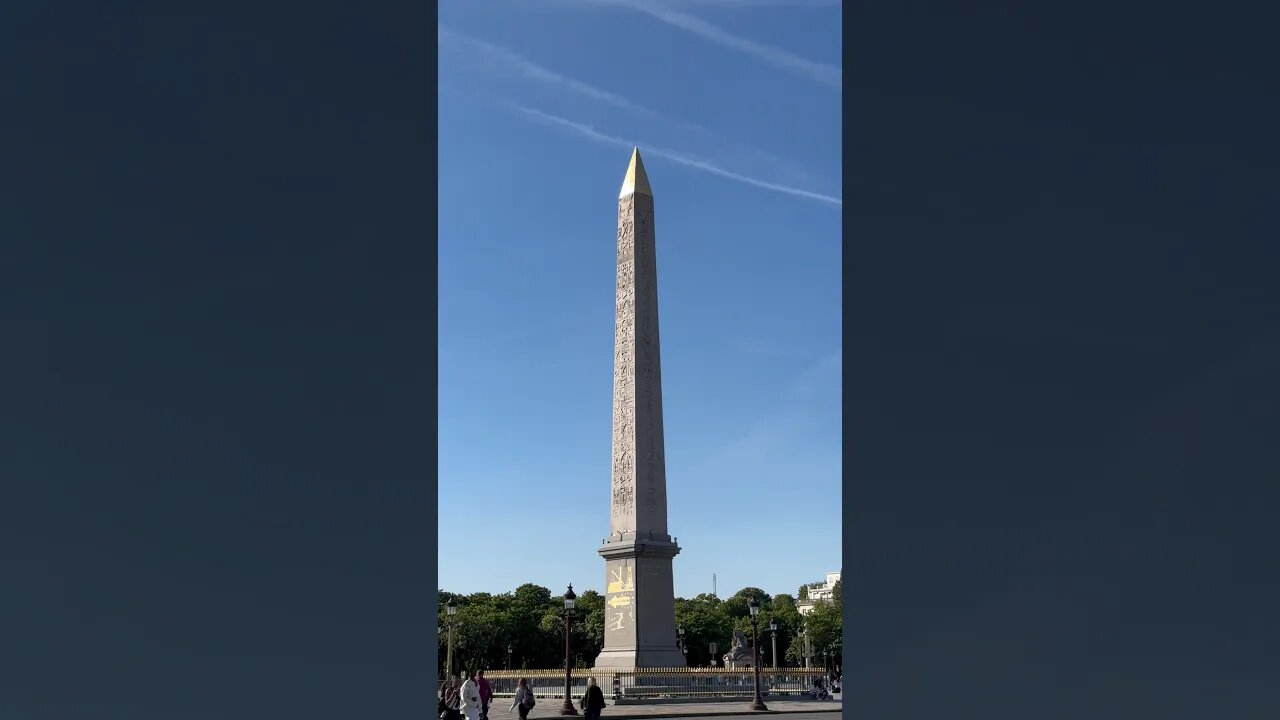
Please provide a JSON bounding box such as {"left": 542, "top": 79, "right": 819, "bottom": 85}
{"left": 478, "top": 668, "right": 829, "bottom": 702}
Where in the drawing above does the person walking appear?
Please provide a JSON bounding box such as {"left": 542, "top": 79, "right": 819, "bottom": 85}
{"left": 441, "top": 675, "right": 462, "bottom": 720}
{"left": 509, "top": 678, "right": 535, "bottom": 720}
{"left": 461, "top": 670, "right": 483, "bottom": 720}
{"left": 579, "top": 677, "right": 606, "bottom": 720}
{"left": 477, "top": 670, "right": 493, "bottom": 720}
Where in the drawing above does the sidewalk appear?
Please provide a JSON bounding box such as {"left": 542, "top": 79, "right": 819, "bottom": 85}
{"left": 500, "top": 697, "right": 842, "bottom": 719}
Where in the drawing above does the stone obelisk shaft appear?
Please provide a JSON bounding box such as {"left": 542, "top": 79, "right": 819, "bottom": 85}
{"left": 610, "top": 150, "right": 669, "bottom": 539}
{"left": 594, "top": 148, "right": 684, "bottom": 669}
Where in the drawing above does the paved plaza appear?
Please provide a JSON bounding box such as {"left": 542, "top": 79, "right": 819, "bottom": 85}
{"left": 498, "top": 697, "right": 841, "bottom": 719}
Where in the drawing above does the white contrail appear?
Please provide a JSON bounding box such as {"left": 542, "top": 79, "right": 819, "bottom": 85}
{"left": 512, "top": 105, "right": 842, "bottom": 207}
{"left": 584, "top": 0, "right": 841, "bottom": 88}
{"left": 653, "top": 0, "right": 841, "bottom": 6}
{"left": 539, "top": 0, "right": 840, "bottom": 9}
{"left": 440, "top": 24, "right": 816, "bottom": 182}
{"left": 439, "top": 25, "right": 710, "bottom": 135}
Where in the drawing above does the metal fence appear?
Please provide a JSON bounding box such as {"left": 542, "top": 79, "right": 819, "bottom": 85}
{"left": 470, "top": 668, "right": 831, "bottom": 701}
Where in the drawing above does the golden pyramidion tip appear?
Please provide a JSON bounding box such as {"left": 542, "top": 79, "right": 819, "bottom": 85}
{"left": 619, "top": 147, "right": 653, "bottom": 199}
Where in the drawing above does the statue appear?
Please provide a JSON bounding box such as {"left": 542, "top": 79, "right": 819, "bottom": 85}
{"left": 722, "top": 628, "right": 754, "bottom": 669}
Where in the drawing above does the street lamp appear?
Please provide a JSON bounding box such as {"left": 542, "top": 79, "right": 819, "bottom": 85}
{"left": 507, "top": 642, "right": 513, "bottom": 670}
{"left": 709, "top": 642, "right": 718, "bottom": 669}
{"left": 747, "top": 598, "right": 768, "bottom": 712}
{"left": 799, "top": 622, "right": 811, "bottom": 669}
{"left": 677, "top": 626, "right": 685, "bottom": 663}
{"left": 445, "top": 597, "right": 457, "bottom": 679}
{"left": 559, "top": 584, "right": 579, "bottom": 716}
{"left": 768, "top": 619, "right": 778, "bottom": 670}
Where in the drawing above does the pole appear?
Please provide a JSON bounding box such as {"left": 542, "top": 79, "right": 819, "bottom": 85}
{"left": 560, "top": 610, "right": 578, "bottom": 715}
{"left": 749, "top": 617, "right": 768, "bottom": 711}
{"left": 446, "top": 620, "right": 454, "bottom": 679}
{"left": 804, "top": 631, "right": 811, "bottom": 669}
{"left": 771, "top": 629, "right": 778, "bottom": 670}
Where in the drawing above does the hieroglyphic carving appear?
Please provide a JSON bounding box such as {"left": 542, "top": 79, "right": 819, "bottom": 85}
{"left": 611, "top": 196, "right": 637, "bottom": 520}
{"left": 612, "top": 196, "right": 669, "bottom": 530}
{"left": 633, "top": 207, "right": 660, "bottom": 522}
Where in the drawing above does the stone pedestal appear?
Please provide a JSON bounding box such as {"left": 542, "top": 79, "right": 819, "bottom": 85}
{"left": 594, "top": 539, "right": 685, "bottom": 668}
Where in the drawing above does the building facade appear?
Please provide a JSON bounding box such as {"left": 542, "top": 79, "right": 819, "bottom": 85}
{"left": 797, "top": 570, "right": 841, "bottom": 615}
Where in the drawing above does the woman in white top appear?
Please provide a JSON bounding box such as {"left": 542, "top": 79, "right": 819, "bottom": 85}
{"left": 460, "top": 670, "right": 483, "bottom": 720}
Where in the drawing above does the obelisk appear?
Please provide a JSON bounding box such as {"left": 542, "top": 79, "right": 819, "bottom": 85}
{"left": 594, "top": 148, "right": 685, "bottom": 669}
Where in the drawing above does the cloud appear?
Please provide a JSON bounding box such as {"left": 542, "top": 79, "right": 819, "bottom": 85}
{"left": 511, "top": 104, "right": 842, "bottom": 207}
{"left": 535, "top": 0, "right": 840, "bottom": 9}
{"left": 439, "top": 25, "right": 822, "bottom": 185}
{"left": 439, "top": 25, "right": 711, "bottom": 135}
{"left": 652, "top": 0, "right": 842, "bottom": 7}
{"left": 584, "top": 0, "right": 841, "bottom": 87}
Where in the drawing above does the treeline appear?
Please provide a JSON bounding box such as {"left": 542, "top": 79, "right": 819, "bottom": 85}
{"left": 437, "top": 582, "right": 842, "bottom": 673}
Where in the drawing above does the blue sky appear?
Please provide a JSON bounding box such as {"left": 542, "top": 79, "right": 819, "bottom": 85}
{"left": 438, "top": 0, "right": 841, "bottom": 600}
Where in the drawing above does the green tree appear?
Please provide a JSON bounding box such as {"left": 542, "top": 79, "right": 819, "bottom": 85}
{"left": 772, "top": 594, "right": 802, "bottom": 626}
{"left": 510, "top": 584, "right": 557, "bottom": 667}
{"left": 675, "top": 594, "right": 732, "bottom": 667}
{"left": 765, "top": 594, "right": 803, "bottom": 666}
{"left": 797, "top": 599, "right": 841, "bottom": 669}
{"left": 436, "top": 583, "right": 827, "bottom": 673}
{"left": 721, "top": 587, "right": 772, "bottom": 620}
{"left": 575, "top": 589, "right": 605, "bottom": 666}
{"left": 453, "top": 600, "right": 509, "bottom": 673}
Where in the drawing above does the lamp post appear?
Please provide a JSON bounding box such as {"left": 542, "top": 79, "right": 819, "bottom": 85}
{"left": 445, "top": 598, "right": 457, "bottom": 679}
{"left": 709, "top": 642, "right": 718, "bottom": 669}
{"left": 800, "top": 623, "right": 811, "bottom": 669}
{"left": 560, "top": 584, "right": 579, "bottom": 716}
{"left": 747, "top": 598, "right": 768, "bottom": 711}
{"left": 507, "top": 642, "right": 513, "bottom": 671}
{"left": 768, "top": 620, "right": 778, "bottom": 669}
{"left": 677, "top": 626, "right": 685, "bottom": 664}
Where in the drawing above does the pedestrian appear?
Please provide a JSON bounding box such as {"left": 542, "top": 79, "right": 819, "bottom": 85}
{"left": 477, "top": 669, "right": 493, "bottom": 720}
{"left": 441, "top": 674, "right": 462, "bottom": 720}
{"left": 509, "top": 678, "right": 535, "bottom": 720}
{"left": 461, "top": 669, "right": 483, "bottom": 720}
{"left": 579, "top": 677, "right": 606, "bottom": 720}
